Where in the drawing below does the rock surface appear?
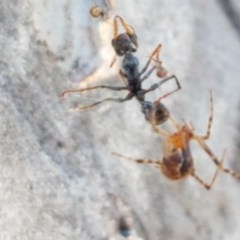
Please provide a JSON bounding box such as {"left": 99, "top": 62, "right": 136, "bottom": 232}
{"left": 1, "top": 0, "right": 240, "bottom": 239}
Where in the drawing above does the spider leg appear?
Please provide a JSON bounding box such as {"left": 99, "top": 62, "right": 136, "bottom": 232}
{"left": 199, "top": 90, "right": 213, "bottom": 140}
{"left": 61, "top": 84, "right": 128, "bottom": 99}
{"left": 112, "top": 152, "right": 162, "bottom": 167}
{"left": 191, "top": 149, "right": 226, "bottom": 190}
{"left": 194, "top": 137, "right": 222, "bottom": 167}
{"left": 195, "top": 137, "right": 240, "bottom": 180}
{"left": 168, "top": 115, "right": 182, "bottom": 131}
{"left": 69, "top": 92, "right": 134, "bottom": 112}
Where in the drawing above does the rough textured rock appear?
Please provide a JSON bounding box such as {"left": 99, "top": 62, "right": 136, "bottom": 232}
{"left": 1, "top": 0, "right": 240, "bottom": 239}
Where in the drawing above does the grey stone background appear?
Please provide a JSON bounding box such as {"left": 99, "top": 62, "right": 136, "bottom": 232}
{"left": 1, "top": 0, "right": 240, "bottom": 239}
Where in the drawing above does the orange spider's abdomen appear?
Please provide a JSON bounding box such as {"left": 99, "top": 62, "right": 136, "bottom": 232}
{"left": 161, "top": 150, "right": 190, "bottom": 180}
{"left": 161, "top": 130, "right": 194, "bottom": 180}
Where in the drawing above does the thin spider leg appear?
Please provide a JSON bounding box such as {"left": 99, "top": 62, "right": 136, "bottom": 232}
{"left": 194, "top": 136, "right": 222, "bottom": 167}
{"left": 61, "top": 85, "right": 128, "bottom": 99}
{"left": 219, "top": 163, "right": 240, "bottom": 180}
{"left": 191, "top": 173, "right": 213, "bottom": 190}
{"left": 191, "top": 149, "right": 226, "bottom": 190}
{"left": 168, "top": 115, "right": 182, "bottom": 131}
{"left": 195, "top": 137, "right": 240, "bottom": 180}
{"left": 154, "top": 75, "right": 181, "bottom": 102}
{"left": 188, "top": 121, "right": 195, "bottom": 131}
{"left": 70, "top": 93, "right": 134, "bottom": 112}
{"left": 199, "top": 90, "right": 213, "bottom": 140}
{"left": 182, "top": 121, "right": 195, "bottom": 132}
{"left": 112, "top": 152, "right": 162, "bottom": 167}
{"left": 151, "top": 122, "right": 170, "bottom": 137}
{"left": 191, "top": 171, "right": 218, "bottom": 190}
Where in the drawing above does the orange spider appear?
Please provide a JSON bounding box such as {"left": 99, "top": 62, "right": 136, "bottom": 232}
{"left": 113, "top": 91, "right": 240, "bottom": 189}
